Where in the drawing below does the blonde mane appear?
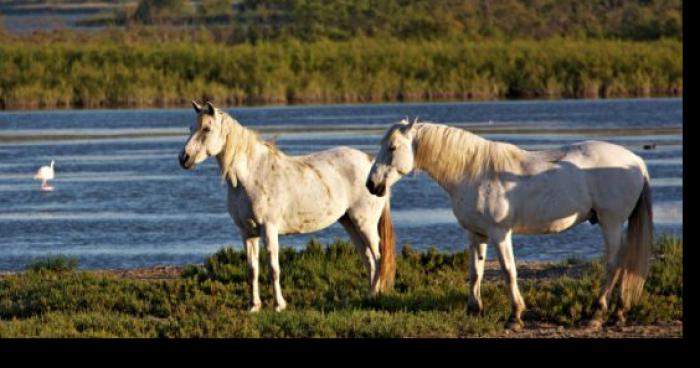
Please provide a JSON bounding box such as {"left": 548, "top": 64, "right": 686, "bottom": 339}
{"left": 216, "top": 110, "right": 278, "bottom": 185}
{"left": 411, "top": 122, "right": 524, "bottom": 184}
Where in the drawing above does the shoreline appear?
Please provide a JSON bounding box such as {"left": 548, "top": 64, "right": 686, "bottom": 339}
{"left": 0, "top": 95, "right": 683, "bottom": 113}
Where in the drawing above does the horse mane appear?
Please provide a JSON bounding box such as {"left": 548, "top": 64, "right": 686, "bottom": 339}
{"left": 412, "top": 122, "right": 524, "bottom": 184}
{"left": 217, "top": 110, "right": 279, "bottom": 185}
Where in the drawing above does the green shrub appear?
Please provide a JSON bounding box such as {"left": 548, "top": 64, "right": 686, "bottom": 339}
{"left": 26, "top": 256, "right": 79, "bottom": 273}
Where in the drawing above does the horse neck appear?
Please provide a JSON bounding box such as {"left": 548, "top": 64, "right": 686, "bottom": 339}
{"left": 216, "top": 114, "right": 281, "bottom": 187}
{"left": 412, "top": 123, "right": 523, "bottom": 188}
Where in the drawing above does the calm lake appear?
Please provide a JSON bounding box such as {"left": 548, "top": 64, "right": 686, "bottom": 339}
{"left": 0, "top": 98, "right": 682, "bottom": 270}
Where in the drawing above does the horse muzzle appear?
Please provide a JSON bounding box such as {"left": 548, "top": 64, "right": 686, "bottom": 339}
{"left": 179, "top": 151, "right": 193, "bottom": 170}
{"left": 365, "top": 178, "right": 386, "bottom": 197}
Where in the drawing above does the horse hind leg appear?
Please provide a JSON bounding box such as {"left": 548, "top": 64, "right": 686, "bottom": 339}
{"left": 339, "top": 215, "right": 375, "bottom": 293}
{"left": 587, "top": 217, "right": 625, "bottom": 329}
{"left": 353, "top": 219, "right": 383, "bottom": 296}
{"left": 490, "top": 228, "right": 526, "bottom": 331}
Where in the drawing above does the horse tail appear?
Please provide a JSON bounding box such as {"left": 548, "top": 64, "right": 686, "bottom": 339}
{"left": 619, "top": 172, "right": 653, "bottom": 306}
{"left": 378, "top": 196, "right": 396, "bottom": 293}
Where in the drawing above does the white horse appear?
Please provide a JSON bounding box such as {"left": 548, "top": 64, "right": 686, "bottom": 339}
{"left": 366, "top": 119, "right": 653, "bottom": 330}
{"left": 179, "top": 101, "right": 396, "bottom": 312}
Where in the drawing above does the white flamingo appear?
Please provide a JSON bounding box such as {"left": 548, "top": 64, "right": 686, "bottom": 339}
{"left": 34, "top": 160, "right": 55, "bottom": 191}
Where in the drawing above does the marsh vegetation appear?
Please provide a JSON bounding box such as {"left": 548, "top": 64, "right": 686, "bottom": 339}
{"left": 0, "top": 236, "right": 682, "bottom": 337}
{"left": 0, "top": 0, "right": 683, "bottom": 109}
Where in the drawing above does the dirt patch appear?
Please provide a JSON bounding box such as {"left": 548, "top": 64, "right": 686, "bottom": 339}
{"left": 92, "top": 266, "right": 186, "bottom": 280}
{"left": 481, "top": 260, "right": 588, "bottom": 281}
{"left": 494, "top": 320, "right": 682, "bottom": 338}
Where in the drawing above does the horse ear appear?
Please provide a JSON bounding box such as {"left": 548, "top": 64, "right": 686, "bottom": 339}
{"left": 407, "top": 116, "right": 418, "bottom": 131}
{"left": 192, "top": 100, "right": 203, "bottom": 113}
{"left": 205, "top": 101, "right": 216, "bottom": 116}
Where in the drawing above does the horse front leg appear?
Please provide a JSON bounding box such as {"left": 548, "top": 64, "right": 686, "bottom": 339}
{"left": 244, "top": 235, "right": 262, "bottom": 312}
{"left": 262, "top": 224, "right": 287, "bottom": 312}
{"left": 467, "top": 232, "right": 488, "bottom": 315}
{"left": 490, "top": 228, "right": 526, "bottom": 331}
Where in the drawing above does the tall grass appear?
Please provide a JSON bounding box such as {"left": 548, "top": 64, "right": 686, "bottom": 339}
{"left": 0, "top": 38, "right": 681, "bottom": 109}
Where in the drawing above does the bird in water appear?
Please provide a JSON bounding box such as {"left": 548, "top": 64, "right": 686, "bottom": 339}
{"left": 34, "top": 160, "right": 55, "bottom": 191}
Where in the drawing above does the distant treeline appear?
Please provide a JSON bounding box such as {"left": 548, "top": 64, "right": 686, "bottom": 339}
{"left": 0, "top": 38, "right": 681, "bottom": 109}
{"left": 78, "top": 0, "right": 682, "bottom": 42}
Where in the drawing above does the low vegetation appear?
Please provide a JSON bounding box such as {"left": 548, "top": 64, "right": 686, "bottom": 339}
{"left": 0, "top": 236, "right": 682, "bottom": 337}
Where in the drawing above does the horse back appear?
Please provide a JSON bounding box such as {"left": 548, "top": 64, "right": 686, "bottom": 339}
{"left": 469, "top": 140, "right": 646, "bottom": 233}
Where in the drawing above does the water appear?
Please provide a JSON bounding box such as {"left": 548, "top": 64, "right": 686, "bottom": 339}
{"left": 0, "top": 6, "right": 107, "bottom": 34}
{"left": 0, "top": 98, "right": 682, "bottom": 270}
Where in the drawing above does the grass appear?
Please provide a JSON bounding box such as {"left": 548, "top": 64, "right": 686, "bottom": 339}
{"left": 0, "top": 237, "right": 682, "bottom": 337}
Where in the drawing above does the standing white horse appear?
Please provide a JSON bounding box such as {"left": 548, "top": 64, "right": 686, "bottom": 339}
{"left": 179, "top": 101, "right": 395, "bottom": 312}
{"left": 366, "top": 119, "right": 652, "bottom": 330}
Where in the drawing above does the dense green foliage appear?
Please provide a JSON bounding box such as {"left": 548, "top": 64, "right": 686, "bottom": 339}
{"left": 0, "top": 38, "right": 681, "bottom": 109}
{"left": 0, "top": 1, "right": 683, "bottom": 109}
{"left": 76, "top": 0, "right": 682, "bottom": 42}
{"left": 0, "top": 237, "right": 682, "bottom": 337}
{"left": 235, "top": 0, "right": 682, "bottom": 42}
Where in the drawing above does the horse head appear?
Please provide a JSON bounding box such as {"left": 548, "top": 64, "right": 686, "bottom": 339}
{"left": 366, "top": 118, "right": 418, "bottom": 196}
{"left": 179, "top": 100, "right": 229, "bottom": 170}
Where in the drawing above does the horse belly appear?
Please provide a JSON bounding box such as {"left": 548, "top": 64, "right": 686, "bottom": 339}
{"left": 278, "top": 194, "right": 347, "bottom": 235}
{"left": 280, "top": 208, "right": 344, "bottom": 234}
{"left": 513, "top": 212, "right": 589, "bottom": 235}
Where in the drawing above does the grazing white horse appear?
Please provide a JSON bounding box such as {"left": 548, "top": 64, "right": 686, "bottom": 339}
{"left": 179, "top": 101, "right": 396, "bottom": 312}
{"left": 34, "top": 160, "right": 55, "bottom": 191}
{"left": 366, "top": 119, "right": 653, "bottom": 330}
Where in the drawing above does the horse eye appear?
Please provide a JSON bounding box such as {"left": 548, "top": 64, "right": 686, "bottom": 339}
{"left": 389, "top": 146, "right": 397, "bottom": 152}
{"left": 202, "top": 126, "right": 211, "bottom": 133}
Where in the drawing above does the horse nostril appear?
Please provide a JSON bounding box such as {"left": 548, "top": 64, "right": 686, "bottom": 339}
{"left": 179, "top": 152, "right": 190, "bottom": 168}
{"left": 366, "top": 179, "right": 375, "bottom": 194}
{"left": 376, "top": 184, "right": 386, "bottom": 197}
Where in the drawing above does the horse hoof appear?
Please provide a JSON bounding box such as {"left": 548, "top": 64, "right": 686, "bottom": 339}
{"left": 275, "top": 303, "right": 287, "bottom": 312}
{"left": 249, "top": 305, "right": 262, "bottom": 313}
{"left": 505, "top": 318, "right": 524, "bottom": 332}
{"left": 609, "top": 311, "right": 627, "bottom": 327}
{"left": 611, "top": 317, "right": 627, "bottom": 327}
{"left": 586, "top": 318, "right": 603, "bottom": 330}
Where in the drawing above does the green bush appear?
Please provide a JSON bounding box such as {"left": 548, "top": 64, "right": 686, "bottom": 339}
{"left": 26, "top": 256, "right": 79, "bottom": 273}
